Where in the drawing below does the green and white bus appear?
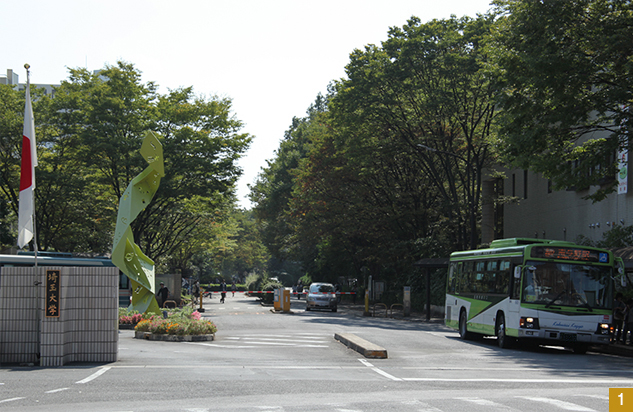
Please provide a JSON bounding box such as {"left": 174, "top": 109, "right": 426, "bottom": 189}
{"left": 445, "top": 238, "right": 622, "bottom": 353}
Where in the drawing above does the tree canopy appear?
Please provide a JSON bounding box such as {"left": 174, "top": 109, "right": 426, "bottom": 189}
{"left": 0, "top": 62, "right": 257, "bottom": 276}
{"left": 252, "top": 14, "right": 499, "bottom": 292}
{"left": 489, "top": 0, "right": 633, "bottom": 201}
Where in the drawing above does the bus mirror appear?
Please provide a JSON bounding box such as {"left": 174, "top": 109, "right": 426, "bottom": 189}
{"left": 514, "top": 266, "right": 521, "bottom": 279}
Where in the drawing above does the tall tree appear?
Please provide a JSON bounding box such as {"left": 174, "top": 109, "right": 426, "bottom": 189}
{"left": 0, "top": 62, "right": 251, "bottom": 264}
{"left": 331, "top": 15, "right": 498, "bottom": 250}
{"left": 489, "top": 0, "right": 633, "bottom": 201}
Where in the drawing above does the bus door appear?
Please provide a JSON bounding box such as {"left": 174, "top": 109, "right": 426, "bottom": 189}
{"left": 507, "top": 263, "right": 522, "bottom": 319}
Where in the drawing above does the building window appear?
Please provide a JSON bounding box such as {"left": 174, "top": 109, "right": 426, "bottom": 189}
{"left": 523, "top": 170, "right": 528, "bottom": 199}
{"left": 512, "top": 174, "right": 516, "bottom": 197}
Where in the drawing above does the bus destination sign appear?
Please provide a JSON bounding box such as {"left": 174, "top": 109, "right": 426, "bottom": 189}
{"left": 530, "top": 246, "right": 607, "bottom": 263}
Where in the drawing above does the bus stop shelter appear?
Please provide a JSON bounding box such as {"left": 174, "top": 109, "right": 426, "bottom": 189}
{"left": 413, "top": 257, "right": 449, "bottom": 321}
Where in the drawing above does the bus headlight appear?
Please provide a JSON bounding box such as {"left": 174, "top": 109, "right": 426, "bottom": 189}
{"left": 520, "top": 317, "right": 540, "bottom": 329}
{"left": 596, "top": 323, "right": 611, "bottom": 335}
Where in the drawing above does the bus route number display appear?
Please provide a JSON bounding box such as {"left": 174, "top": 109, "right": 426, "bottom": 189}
{"left": 530, "top": 246, "right": 606, "bottom": 263}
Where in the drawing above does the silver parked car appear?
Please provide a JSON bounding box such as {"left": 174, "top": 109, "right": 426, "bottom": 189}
{"left": 305, "top": 282, "right": 337, "bottom": 312}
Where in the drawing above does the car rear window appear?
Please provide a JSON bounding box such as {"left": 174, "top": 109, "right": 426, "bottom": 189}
{"left": 310, "top": 284, "right": 335, "bottom": 293}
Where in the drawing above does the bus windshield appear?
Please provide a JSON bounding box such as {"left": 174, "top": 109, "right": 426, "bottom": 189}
{"left": 521, "top": 261, "right": 613, "bottom": 310}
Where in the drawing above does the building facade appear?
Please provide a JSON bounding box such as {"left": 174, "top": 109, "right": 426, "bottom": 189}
{"left": 1, "top": 68, "right": 59, "bottom": 98}
{"left": 503, "top": 167, "right": 631, "bottom": 244}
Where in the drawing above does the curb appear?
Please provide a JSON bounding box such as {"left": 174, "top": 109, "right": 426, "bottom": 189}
{"left": 335, "top": 333, "right": 388, "bottom": 359}
{"left": 590, "top": 344, "right": 633, "bottom": 357}
{"left": 134, "top": 331, "right": 215, "bottom": 342}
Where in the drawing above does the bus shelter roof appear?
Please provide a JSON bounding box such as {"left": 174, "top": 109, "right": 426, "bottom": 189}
{"left": 413, "top": 258, "right": 449, "bottom": 269}
{"left": 611, "top": 247, "right": 633, "bottom": 270}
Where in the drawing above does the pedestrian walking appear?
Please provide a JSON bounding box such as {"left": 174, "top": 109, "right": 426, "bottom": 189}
{"left": 220, "top": 280, "right": 227, "bottom": 303}
{"left": 156, "top": 282, "right": 169, "bottom": 308}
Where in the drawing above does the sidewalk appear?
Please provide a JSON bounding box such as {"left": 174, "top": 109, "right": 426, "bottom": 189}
{"left": 336, "top": 300, "right": 444, "bottom": 322}
{"left": 592, "top": 341, "right": 633, "bottom": 357}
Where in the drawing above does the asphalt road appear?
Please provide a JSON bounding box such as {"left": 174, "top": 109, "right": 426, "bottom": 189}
{"left": 1, "top": 294, "right": 632, "bottom": 412}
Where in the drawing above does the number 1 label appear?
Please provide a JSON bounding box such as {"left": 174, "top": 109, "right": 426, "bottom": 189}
{"left": 610, "top": 388, "right": 633, "bottom": 410}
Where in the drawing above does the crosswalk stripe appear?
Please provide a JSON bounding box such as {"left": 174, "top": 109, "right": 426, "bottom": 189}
{"left": 517, "top": 396, "right": 597, "bottom": 411}
{"left": 399, "top": 400, "right": 442, "bottom": 412}
{"left": 233, "top": 337, "right": 329, "bottom": 343}
{"left": 457, "top": 397, "right": 518, "bottom": 411}
{"left": 188, "top": 333, "right": 332, "bottom": 348}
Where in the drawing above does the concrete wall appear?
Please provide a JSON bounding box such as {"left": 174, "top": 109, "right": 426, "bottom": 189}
{"left": 0, "top": 266, "right": 119, "bottom": 366}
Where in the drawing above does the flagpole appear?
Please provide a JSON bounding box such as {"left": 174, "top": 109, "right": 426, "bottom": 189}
{"left": 24, "top": 64, "right": 39, "bottom": 268}
{"left": 23, "top": 64, "right": 41, "bottom": 364}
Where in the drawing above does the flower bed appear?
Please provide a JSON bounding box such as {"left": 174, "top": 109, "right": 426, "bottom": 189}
{"left": 126, "top": 307, "right": 217, "bottom": 341}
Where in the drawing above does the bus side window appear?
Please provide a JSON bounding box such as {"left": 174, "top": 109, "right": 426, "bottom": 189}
{"left": 499, "top": 260, "right": 510, "bottom": 295}
{"left": 461, "top": 261, "right": 473, "bottom": 293}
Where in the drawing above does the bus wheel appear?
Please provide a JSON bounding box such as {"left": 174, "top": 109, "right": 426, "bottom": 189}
{"left": 459, "top": 310, "right": 472, "bottom": 340}
{"left": 496, "top": 313, "right": 513, "bottom": 349}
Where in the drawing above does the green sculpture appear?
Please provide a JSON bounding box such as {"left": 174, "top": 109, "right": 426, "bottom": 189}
{"left": 112, "top": 131, "right": 165, "bottom": 314}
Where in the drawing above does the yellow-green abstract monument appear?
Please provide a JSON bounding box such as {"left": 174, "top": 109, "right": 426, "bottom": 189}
{"left": 112, "top": 131, "right": 165, "bottom": 314}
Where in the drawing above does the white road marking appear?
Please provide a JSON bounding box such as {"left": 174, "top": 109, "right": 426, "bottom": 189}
{"left": 400, "top": 400, "right": 443, "bottom": 412}
{"left": 403, "top": 377, "right": 633, "bottom": 384}
{"left": 457, "top": 397, "right": 520, "bottom": 410}
{"left": 371, "top": 368, "right": 402, "bottom": 381}
{"left": 228, "top": 337, "right": 329, "bottom": 343}
{"left": 457, "top": 397, "right": 503, "bottom": 406}
{"left": 0, "top": 397, "right": 25, "bottom": 404}
{"left": 45, "top": 388, "right": 70, "bottom": 394}
{"left": 186, "top": 342, "right": 258, "bottom": 348}
{"left": 75, "top": 366, "right": 111, "bottom": 384}
{"left": 358, "top": 357, "right": 401, "bottom": 381}
{"left": 517, "top": 396, "right": 597, "bottom": 411}
{"left": 578, "top": 394, "right": 609, "bottom": 400}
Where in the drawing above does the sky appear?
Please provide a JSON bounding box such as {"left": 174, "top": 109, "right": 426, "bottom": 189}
{"left": 2, "top": 0, "right": 493, "bottom": 208}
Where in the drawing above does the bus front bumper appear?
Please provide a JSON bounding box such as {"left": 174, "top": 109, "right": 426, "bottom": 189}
{"left": 517, "top": 328, "right": 611, "bottom": 345}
